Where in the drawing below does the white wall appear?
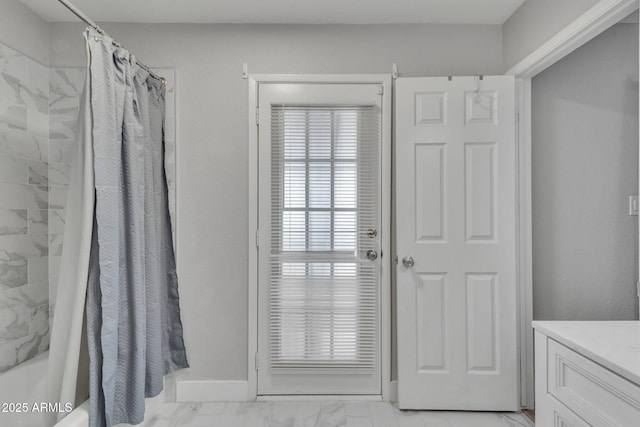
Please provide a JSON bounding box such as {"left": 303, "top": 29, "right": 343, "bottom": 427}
{"left": 532, "top": 23, "right": 639, "bottom": 321}
{"left": 49, "top": 22, "right": 504, "bottom": 381}
{"left": 503, "top": 0, "right": 599, "bottom": 72}
{"left": 0, "top": 0, "right": 49, "bottom": 64}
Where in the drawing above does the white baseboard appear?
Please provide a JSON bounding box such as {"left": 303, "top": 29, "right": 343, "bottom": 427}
{"left": 175, "top": 378, "right": 395, "bottom": 403}
{"left": 389, "top": 380, "right": 398, "bottom": 402}
{"left": 176, "top": 380, "right": 249, "bottom": 402}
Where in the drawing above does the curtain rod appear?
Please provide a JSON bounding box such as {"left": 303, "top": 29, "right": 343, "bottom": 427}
{"left": 57, "top": 0, "right": 166, "bottom": 86}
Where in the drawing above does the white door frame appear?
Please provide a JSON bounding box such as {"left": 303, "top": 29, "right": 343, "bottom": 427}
{"left": 247, "top": 74, "right": 392, "bottom": 401}
{"left": 508, "top": 0, "right": 639, "bottom": 409}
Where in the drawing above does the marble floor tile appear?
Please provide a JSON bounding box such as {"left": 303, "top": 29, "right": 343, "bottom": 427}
{"left": 294, "top": 401, "right": 321, "bottom": 427}
{"left": 242, "top": 402, "right": 274, "bottom": 427}
{"left": 345, "top": 402, "right": 370, "bottom": 418}
{"left": 319, "top": 401, "right": 347, "bottom": 427}
{"left": 367, "top": 402, "right": 398, "bottom": 427}
{"left": 142, "top": 401, "right": 533, "bottom": 427}
{"left": 270, "top": 401, "right": 298, "bottom": 427}
{"left": 215, "top": 402, "right": 247, "bottom": 427}
{"left": 345, "top": 416, "right": 373, "bottom": 427}
{"left": 161, "top": 402, "right": 201, "bottom": 426}
{"left": 500, "top": 413, "right": 532, "bottom": 426}
{"left": 198, "top": 402, "right": 227, "bottom": 416}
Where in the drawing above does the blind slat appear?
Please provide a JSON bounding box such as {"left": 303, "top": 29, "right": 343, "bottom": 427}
{"left": 269, "top": 105, "right": 381, "bottom": 371}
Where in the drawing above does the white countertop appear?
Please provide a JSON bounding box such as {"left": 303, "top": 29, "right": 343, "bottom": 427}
{"left": 533, "top": 321, "right": 640, "bottom": 386}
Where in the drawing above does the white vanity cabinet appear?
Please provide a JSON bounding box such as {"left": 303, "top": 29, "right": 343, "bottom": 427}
{"left": 533, "top": 321, "right": 640, "bottom": 427}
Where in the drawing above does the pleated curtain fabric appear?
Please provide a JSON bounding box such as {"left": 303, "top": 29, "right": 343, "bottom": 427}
{"left": 84, "top": 28, "right": 188, "bottom": 427}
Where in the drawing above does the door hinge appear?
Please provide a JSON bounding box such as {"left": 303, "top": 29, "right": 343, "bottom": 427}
{"left": 637, "top": 281, "right": 640, "bottom": 297}
{"left": 378, "top": 85, "right": 384, "bottom": 96}
{"left": 254, "top": 352, "right": 260, "bottom": 371}
{"left": 255, "top": 229, "right": 259, "bottom": 248}
{"left": 256, "top": 107, "right": 260, "bottom": 125}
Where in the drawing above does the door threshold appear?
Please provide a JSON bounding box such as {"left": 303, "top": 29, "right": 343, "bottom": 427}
{"left": 257, "top": 395, "right": 383, "bottom": 402}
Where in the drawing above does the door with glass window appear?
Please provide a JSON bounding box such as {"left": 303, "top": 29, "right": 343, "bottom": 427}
{"left": 257, "top": 83, "right": 383, "bottom": 394}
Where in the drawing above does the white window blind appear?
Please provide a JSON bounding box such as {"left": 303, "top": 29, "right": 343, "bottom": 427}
{"left": 269, "top": 105, "right": 380, "bottom": 371}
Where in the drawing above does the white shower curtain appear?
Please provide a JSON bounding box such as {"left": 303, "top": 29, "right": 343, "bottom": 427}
{"left": 46, "top": 32, "right": 95, "bottom": 426}
{"left": 47, "top": 28, "right": 188, "bottom": 427}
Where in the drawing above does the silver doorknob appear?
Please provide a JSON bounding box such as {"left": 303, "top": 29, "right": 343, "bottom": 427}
{"left": 402, "top": 256, "right": 414, "bottom": 268}
{"left": 367, "top": 250, "right": 378, "bottom": 261}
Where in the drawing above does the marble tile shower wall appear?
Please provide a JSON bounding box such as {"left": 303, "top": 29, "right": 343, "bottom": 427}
{"left": 0, "top": 42, "right": 50, "bottom": 373}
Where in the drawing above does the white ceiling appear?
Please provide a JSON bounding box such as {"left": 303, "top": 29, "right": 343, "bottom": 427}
{"left": 20, "top": 0, "right": 526, "bottom": 25}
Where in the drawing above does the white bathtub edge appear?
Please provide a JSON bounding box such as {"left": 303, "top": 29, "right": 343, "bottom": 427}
{"left": 54, "top": 399, "right": 89, "bottom": 427}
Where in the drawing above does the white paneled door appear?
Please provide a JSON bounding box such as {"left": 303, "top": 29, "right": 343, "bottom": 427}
{"left": 257, "top": 83, "right": 384, "bottom": 395}
{"left": 396, "top": 76, "right": 518, "bottom": 410}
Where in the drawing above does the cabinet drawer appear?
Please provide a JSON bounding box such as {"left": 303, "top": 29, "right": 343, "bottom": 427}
{"left": 550, "top": 397, "right": 590, "bottom": 427}
{"left": 548, "top": 339, "right": 640, "bottom": 426}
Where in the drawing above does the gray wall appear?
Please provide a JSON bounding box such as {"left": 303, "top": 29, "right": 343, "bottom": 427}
{"left": 0, "top": 0, "right": 49, "bottom": 65}
{"left": 503, "top": 0, "right": 598, "bottom": 72}
{"left": 50, "top": 22, "right": 504, "bottom": 381}
{"left": 532, "top": 23, "right": 639, "bottom": 321}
